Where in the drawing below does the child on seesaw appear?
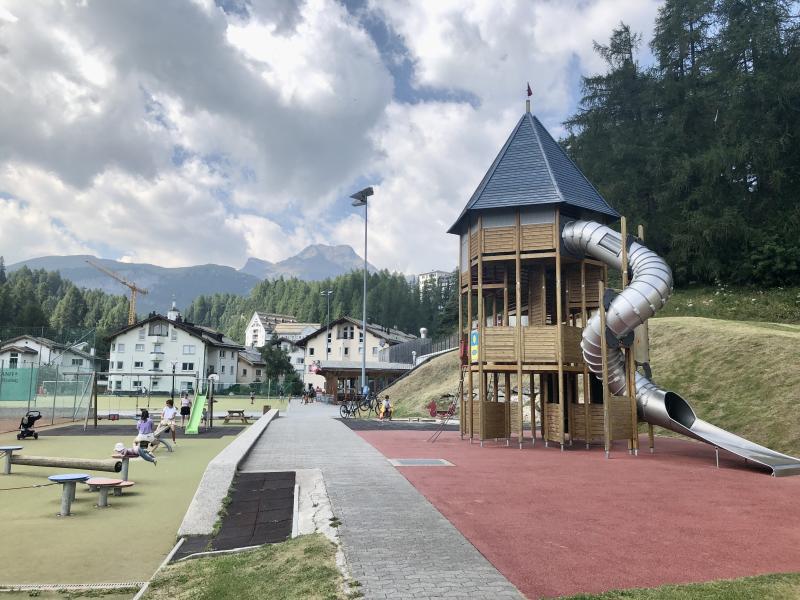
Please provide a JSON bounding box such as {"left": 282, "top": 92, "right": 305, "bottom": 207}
{"left": 114, "top": 440, "right": 157, "bottom": 466}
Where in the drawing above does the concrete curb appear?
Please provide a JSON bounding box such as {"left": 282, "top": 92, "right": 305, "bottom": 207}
{"left": 177, "top": 409, "right": 279, "bottom": 537}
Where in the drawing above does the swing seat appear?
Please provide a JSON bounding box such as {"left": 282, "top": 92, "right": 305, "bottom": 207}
{"left": 108, "top": 413, "right": 120, "bottom": 421}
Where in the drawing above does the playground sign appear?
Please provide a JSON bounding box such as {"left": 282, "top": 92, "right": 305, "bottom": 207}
{"left": 469, "top": 330, "right": 479, "bottom": 362}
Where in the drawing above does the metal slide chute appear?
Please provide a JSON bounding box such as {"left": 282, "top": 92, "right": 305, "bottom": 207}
{"left": 562, "top": 220, "right": 800, "bottom": 476}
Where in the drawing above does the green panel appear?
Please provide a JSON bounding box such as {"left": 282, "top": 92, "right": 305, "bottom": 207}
{"left": 0, "top": 368, "right": 37, "bottom": 402}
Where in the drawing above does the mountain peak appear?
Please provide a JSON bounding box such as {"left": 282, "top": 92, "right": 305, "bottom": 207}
{"left": 240, "top": 243, "right": 376, "bottom": 280}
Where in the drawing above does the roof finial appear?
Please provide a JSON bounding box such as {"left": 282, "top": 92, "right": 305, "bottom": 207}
{"left": 526, "top": 81, "right": 532, "bottom": 113}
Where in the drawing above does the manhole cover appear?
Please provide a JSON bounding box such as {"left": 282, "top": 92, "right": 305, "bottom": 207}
{"left": 388, "top": 458, "right": 454, "bottom": 467}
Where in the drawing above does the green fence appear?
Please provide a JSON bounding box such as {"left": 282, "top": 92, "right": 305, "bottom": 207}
{"left": 0, "top": 365, "right": 93, "bottom": 424}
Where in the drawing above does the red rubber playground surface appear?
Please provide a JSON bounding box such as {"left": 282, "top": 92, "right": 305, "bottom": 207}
{"left": 357, "top": 429, "right": 800, "bottom": 599}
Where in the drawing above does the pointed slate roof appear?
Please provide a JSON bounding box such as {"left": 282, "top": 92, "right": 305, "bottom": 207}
{"left": 447, "top": 111, "right": 619, "bottom": 234}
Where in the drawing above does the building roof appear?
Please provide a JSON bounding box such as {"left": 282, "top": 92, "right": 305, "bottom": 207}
{"left": 0, "top": 335, "right": 97, "bottom": 362}
{"left": 295, "top": 317, "right": 416, "bottom": 347}
{"left": 107, "top": 314, "right": 244, "bottom": 350}
{"left": 253, "top": 312, "right": 297, "bottom": 328}
{"left": 448, "top": 111, "right": 619, "bottom": 234}
{"left": 0, "top": 344, "right": 38, "bottom": 355}
{"left": 238, "top": 348, "right": 266, "bottom": 366}
{"left": 273, "top": 322, "right": 320, "bottom": 336}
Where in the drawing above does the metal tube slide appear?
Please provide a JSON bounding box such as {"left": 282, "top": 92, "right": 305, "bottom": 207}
{"left": 562, "top": 220, "right": 800, "bottom": 476}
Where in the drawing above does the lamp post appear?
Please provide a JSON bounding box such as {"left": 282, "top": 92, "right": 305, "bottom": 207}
{"left": 170, "top": 362, "right": 177, "bottom": 402}
{"left": 350, "top": 186, "right": 373, "bottom": 393}
{"left": 321, "top": 290, "right": 333, "bottom": 359}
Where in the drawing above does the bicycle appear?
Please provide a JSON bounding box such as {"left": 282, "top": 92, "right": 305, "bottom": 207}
{"left": 339, "top": 399, "right": 359, "bottom": 419}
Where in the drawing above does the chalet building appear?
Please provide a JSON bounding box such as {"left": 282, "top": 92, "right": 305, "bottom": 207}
{"left": 237, "top": 348, "right": 266, "bottom": 386}
{"left": 106, "top": 303, "right": 244, "bottom": 394}
{"left": 0, "top": 335, "right": 99, "bottom": 371}
{"left": 296, "top": 316, "right": 415, "bottom": 398}
{"left": 244, "top": 312, "right": 298, "bottom": 348}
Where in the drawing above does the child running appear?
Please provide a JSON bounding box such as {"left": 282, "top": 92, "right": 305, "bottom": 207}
{"left": 161, "top": 398, "right": 178, "bottom": 444}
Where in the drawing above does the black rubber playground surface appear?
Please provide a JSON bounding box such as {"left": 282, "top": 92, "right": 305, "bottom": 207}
{"left": 173, "top": 471, "right": 295, "bottom": 561}
{"left": 39, "top": 423, "right": 245, "bottom": 438}
{"left": 338, "top": 418, "right": 459, "bottom": 432}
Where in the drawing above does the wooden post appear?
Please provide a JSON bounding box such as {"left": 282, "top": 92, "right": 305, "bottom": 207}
{"left": 599, "top": 281, "right": 611, "bottom": 458}
{"left": 92, "top": 371, "right": 98, "bottom": 429}
{"left": 467, "top": 243, "right": 474, "bottom": 439}
{"left": 459, "top": 231, "right": 464, "bottom": 438}
{"left": 515, "top": 211, "right": 524, "bottom": 448}
{"left": 477, "top": 217, "right": 486, "bottom": 442}
{"left": 529, "top": 372, "right": 536, "bottom": 445}
{"left": 504, "top": 372, "right": 512, "bottom": 441}
{"left": 541, "top": 373, "right": 548, "bottom": 447}
{"left": 503, "top": 266, "right": 509, "bottom": 326}
{"left": 581, "top": 262, "right": 590, "bottom": 448}
{"left": 620, "top": 217, "right": 638, "bottom": 454}
{"left": 637, "top": 223, "right": 655, "bottom": 453}
{"left": 555, "top": 209, "right": 565, "bottom": 450}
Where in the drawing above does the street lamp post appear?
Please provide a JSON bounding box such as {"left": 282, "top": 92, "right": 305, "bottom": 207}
{"left": 350, "top": 186, "right": 373, "bottom": 394}
{"left": 170, "top": 362, "right": 176, "bottom": 402}
{"left": 321, "top": 290, "right": 333, "bottom": 359}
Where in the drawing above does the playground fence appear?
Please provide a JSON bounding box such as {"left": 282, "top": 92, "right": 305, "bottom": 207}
{"left": 0, "top": 364, "right": 94, "bottom": 425}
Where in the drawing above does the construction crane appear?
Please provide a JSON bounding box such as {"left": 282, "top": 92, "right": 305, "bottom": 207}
{"left": 85, "top": 259, "right": 149, "bottom": 325}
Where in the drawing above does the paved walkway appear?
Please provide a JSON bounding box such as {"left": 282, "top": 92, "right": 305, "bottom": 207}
{"left": 240, "top": 401, "right": 521, "bottom": 599}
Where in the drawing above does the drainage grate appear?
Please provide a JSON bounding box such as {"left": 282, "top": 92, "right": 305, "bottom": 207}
{"left": 388, "top": 458, "right": 454, "bottom": 467}
{"left": 0, "top": 582, "right": 145, "bottom": 592}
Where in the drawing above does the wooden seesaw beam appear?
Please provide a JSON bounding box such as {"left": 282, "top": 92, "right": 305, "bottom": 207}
{"left": 10, "top": 455, "right": 121, "bottom": 473}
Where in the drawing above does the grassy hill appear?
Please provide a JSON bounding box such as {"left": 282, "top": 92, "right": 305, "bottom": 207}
{"left": 387, "top": 317, "right": 800, "bottom": 456}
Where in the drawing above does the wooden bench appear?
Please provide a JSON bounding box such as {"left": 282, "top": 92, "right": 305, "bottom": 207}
{"left": 223, "top": 410, "right": 250, "bottom": 424}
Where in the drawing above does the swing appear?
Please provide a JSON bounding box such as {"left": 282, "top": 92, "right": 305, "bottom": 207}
{"left": 107, "top": 387, "right": 121, "bottom": 421}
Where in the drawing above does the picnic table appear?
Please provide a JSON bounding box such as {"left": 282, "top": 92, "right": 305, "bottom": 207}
{"left": 85, "top": 477, "right": 135, "bottom": 507}
{"left": 0, "top": 445, "right": 23, "bottom": 475}
{"left": 223, "top": 410, "right": 250, "bottom": 424}
{"left": 48, "top": 473, "right": 91, "bottom": 516}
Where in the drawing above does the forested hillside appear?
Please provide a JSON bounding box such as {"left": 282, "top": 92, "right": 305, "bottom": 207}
{"left": 185, "top": 270, "right": 458, "bottom": 343}
{"left": 564, "top": 0, "right": 800, "bottom": 286}
{"left": 0, "top": 257, "right": 128, "bottom": 331}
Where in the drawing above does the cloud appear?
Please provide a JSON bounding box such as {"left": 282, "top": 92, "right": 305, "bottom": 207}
{"left": 0, "top": 0, "right": 661, "bottom": 275}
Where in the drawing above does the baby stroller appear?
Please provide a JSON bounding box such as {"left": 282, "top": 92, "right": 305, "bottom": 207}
{"left": 17, "top": 410, "right": 42, "bottom": 440}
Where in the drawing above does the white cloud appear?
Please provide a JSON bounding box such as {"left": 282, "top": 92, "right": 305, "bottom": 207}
{"left": 0, "top": 0, "right": 661, "bottom": 276}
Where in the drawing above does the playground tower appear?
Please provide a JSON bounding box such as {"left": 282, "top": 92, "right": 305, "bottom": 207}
{"left": 448, "top": 103, "right": 641, "bottom": 451}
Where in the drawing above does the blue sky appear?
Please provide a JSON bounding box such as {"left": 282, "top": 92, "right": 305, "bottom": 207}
{"left": 0, "top": 0, "right": 663, "bottom": 273}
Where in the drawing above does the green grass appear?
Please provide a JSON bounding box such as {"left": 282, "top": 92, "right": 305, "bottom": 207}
{"left": 143, "top": 533, "right": 344, "bottom": 600}
{"left": 656, "top": 285, "right": 800, "bottom": 323}
{"left": 557, "top": 572, "right": 800, "bottom": 599}
{"left": 0, "top": 429, "right": 234, "bottom": 584}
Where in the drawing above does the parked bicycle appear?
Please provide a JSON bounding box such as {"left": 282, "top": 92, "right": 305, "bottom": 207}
{"left": 339, "top": 399, "right": 359, "bottom": 419}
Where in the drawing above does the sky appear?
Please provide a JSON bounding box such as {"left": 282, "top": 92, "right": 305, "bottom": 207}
{"left": 0, "top": 0, "right": 662, "bottom": 274}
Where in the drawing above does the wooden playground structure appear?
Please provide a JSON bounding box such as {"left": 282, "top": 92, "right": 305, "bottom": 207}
{"left": 450, "top": 102, "right": 653, "bottom": 454}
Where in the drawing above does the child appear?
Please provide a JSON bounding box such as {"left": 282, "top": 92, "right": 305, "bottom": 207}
{"left": 381, "top": 395, "right": 392, "bottom": 421}
{"left": 137, "top": 409, "right": 155, "bottom": 436}
{"left": 161, "top": 399, "right": 178, "bottom": 444}
{"left": 180, "top": 392, "right": 192, "bottom": 428}
{"left": 250, "top": 390, "right": 255, "bottom": 405}
{"left": 115, "top": 440, "right": 157, "bottom": 466}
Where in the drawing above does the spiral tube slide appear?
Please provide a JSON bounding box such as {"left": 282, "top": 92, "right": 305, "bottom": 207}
{"left": 562, "top": 220, "right": 800, "bottom": 476}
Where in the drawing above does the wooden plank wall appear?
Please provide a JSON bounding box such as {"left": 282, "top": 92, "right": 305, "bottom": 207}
{"left": 483, "top": 226, "right": 517, "bottom": 254}
{"left": 521, "top": 223, "right": 555, "bottom": 251}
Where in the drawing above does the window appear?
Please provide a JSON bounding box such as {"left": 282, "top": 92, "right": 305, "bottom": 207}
{"left": 71, "top": 358, "right": 84, "bottom": 366}
{"left": 117, "top": 343, "right": 125, "bottom": 352}
{"left": 171, "top": 328, "right": 177, "bottom": 341}
{"left": 372, "top": 347, "right": 378, "bottom": 356}
{"left": 148, "top": 322, "right": 169, "bottom": 337}
{"left": 138, "top": 329, "right": 145, "bottom": 340}
{"left": 359, "top": 332, "right": 363, "bottom": 342}
{"left": 344, "top": 347, "right": 350, "bottom": 356}
{"left": 255, "top": 369, "right": 262, "bottom": 377}
{"left": 182, "top": 345, "right": 196, "bottom": 355}
{"left": 308, "top": 347, "right": 315, "bottom": 356}
{"left": 221, "top": 365, "right": 226, "bottom": 374}
{"left": 111, "top": 343, "right": 116, "bottom": 352}
{"left": 153, "top": 361, "right": 161, "bottom": 371}
{"left": 219, "top": 350, "right": 226, "bottom": 358}
{"left": 135, "top": 344, "right": 145, "bottom": 352}
{"left": 358, "top": 346, "right": 363, "bottom": 355}
{"left": 114, "top": 381, "right": 122, "bottom": 390}
{"left": 116, "top": 361, "right": 123, "bottom": 369}
{"left": 152, "top": 380, "right": 159, "bottom": 388}
{"left": 296, "top": 357, "right": 304, "bottom": 365}
{"left": 242, "top": 368, "right": 247, "bottom": 376}
{"left": 9, "top": 353, "right": 18, "bottom": 369}
{"left": 181, "top": 362, "right": 194, "bottom": 371}
{"left": 134, "top": 361, "right": 143, "bottom": 368}
{"left": 153, "top": 343, "right": 163, "bottom": 354}
{"left": 133, "top": 380, "right": 142, "bottom": 388}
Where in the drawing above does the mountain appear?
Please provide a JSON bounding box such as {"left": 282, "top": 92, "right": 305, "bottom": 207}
{"left": 244, "top": 244, "right": 377, "bottom": 280}
{"left": 7, "top": 244, "right": 378, "bottom": 315}
{"left": 7, "top": 255, "right": 261, "bottom": 315}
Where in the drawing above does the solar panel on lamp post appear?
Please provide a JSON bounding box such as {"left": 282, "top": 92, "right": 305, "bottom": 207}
{"left": 349, "top": 186, "right": 373, "bottom": 395}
